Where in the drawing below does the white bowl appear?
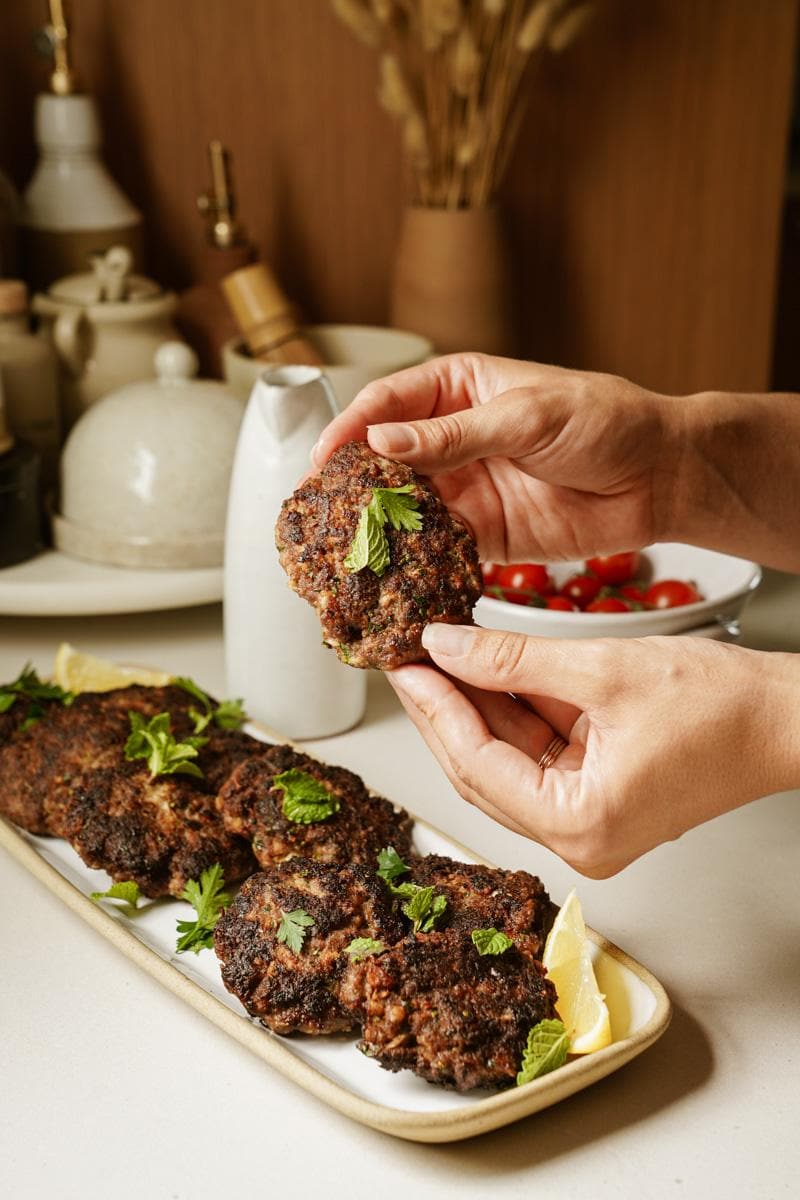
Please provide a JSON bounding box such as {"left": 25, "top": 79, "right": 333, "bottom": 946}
{"left": 475, "top": 543, "right": 761, "bottom": 639}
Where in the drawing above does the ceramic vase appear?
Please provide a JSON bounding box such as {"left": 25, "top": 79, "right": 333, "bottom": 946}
{"left": 390, "top": 205, "right": 515, "bottom": 356}
{"left": 224, "top": 365, "right": 367, "bottom": 738}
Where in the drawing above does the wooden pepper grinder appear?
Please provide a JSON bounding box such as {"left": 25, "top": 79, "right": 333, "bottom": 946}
{"left": 174, "top": 141, "right": 253, "bottom": 377}
{"left": 222, "top": 265, "right": 322, "bottom": 368}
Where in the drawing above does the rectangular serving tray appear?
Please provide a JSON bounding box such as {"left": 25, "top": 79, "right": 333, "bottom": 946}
{"left": 0, "top": 722, "right": 671, "bottom": 1144}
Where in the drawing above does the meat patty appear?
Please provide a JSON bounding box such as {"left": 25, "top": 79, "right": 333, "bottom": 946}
{"left": 54, "top": 725, "right": 268, "bottom": 898}
{"left": 0, "top": 684, "right": 200, "bottom": 836}
{"left": 354, "top": 930, "right": 558, "bottom": 1090}
{"left": 214, "top": 861, "right": 406, "bottom": 1035}
{"left": 216, "top": 745, "right": 413, "bottom": 869}
{"left": 408, "top": 854, "right": 554, "bottom": 956}
{"left": 275, "top": 440, "right": 482, "bottom": 670}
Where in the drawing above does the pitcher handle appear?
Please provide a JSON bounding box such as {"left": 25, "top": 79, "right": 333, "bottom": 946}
{"left": 53, "top": 309, "right": 87, "bottom": 376}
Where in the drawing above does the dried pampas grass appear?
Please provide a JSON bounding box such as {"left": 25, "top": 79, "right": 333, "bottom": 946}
{"left": 332, "top": 0, "right": 595, "bottom": 208}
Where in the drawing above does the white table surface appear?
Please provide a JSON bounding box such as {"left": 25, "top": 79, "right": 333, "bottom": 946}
{"left": 1, "top": 569, "right": 798, "bottom": 1200}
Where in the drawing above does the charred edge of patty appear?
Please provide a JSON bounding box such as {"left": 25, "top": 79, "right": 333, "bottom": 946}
{"left": 214, "top": 861, "right": 407, "bottom": 1035}
{"left": 357, "top": 930, "right": 559, "bottom": 1090}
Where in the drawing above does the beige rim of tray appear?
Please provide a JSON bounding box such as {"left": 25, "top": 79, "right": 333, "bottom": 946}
{"left": 0, "top": 720, "right": 672, "bottom": 1144}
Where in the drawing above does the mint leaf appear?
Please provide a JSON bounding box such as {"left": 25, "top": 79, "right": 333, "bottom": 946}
{"left": 376, "top": 846, "right": 411, "bottom": 884}
{"left": 90, "top": 881, "right": 141, "bottom": 911}
{"left": 516, "top": 1019, "right": 570, "bottom": 1086}
{"left": 0, "top": 663, "right": 74, "bottom": 729}
{"left": 471, "top": 927, "right": 514, "bottom": 956}
{"left": 175, "top": 864, "right": 230, "bottom": 954}
{"left": 344, "top": 937, "right": 385, "bottom": 962}
{"left": 394, "top": 882, "right": 448, "bottom": 933}
{"left": 173, "top": 676, "right": 247, "bottom": 733}
{"left": 271, "top": 768, "right": 341, "bottom": 824}
{"left": 213, "top": 697, "right": 247, "bottom": 730}
{"left": 344, "top": 486, "right": 422, "bottom": 577}
{"left": 277, "top": 908, "right": 315, "bottom": 954}
{"left": 124, "top": 711, "right": 207, "bottom": 779}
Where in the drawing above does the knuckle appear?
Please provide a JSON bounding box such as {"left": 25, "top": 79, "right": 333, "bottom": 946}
{"left": 480, "top": 630, "right": 530, "bottom": 682}
{"left": 426, "top": 412, "right": 465, "bottom": 457}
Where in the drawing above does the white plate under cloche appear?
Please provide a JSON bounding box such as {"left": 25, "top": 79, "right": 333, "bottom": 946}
{"left": 0, "top": 550, "right": 222, "bottom": 616}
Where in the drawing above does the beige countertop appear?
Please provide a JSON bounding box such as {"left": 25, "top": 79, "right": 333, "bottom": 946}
{"left": 0, "top": 568, "right": 798, "bottom": 1199}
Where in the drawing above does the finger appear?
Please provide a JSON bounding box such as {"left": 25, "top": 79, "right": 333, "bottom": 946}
{"left": 310, "top": 356, "right": 476, "bottom": 468}
{"left": 459, "top": 683, "right": 585, "bottom": 773}
{"left": 387, "top": 668, "right": 540, "bottom": 842}
{"left": 421, "top": 623, "right": 616, "bottom": 710}
{"left": 516, "top": 693, "right": 583, "bottom": 741}
{"left": 366, "top": 387, "right": 573, "bottom": 473}
{"left": 387, "top": 664, "right": 578, "bottom": 841}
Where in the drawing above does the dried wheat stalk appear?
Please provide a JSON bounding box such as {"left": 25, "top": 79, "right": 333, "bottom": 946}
{"left": 331, "top": 0, "right": 594, "bottom": 208}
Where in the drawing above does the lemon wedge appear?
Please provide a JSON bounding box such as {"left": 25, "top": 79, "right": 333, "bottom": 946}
{"left": 542, "top": 888, "right": 612, "bottom": 1055}
{"left": 53, "top": 643, "right": 172, "bottom": 694}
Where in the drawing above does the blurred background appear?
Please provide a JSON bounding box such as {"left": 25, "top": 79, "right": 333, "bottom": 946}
{"left": 2, "top": 0, "right": 798, "bottom": 396}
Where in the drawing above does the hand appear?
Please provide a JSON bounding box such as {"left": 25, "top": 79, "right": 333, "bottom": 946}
{"left": 387, "top": 624, "right": 800, "bottom": 877}
{"left": 312, "top": 353, "right": 678, "bottom": 563}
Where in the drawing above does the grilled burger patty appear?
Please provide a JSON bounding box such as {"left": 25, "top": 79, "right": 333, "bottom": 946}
{"left": 355, "top": 929, "right": 558, "bottom": 1090}
{"left": 275, "top": 440, "right": 482, "bottom": 670}
{"left": 0, "top": 685, "right": 201, "bottom": 836}
{"left": 408, "top": 854, "right": 554, "bottom": 956}
{"left": 214, "top": 861, "right": 406, "bottom": 1035}
{"left": 216, "top": 744, "right": 413, "bottom": 869}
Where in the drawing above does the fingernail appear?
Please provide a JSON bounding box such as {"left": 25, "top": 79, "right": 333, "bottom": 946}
{"left": 422, "top": 623, "right": 475, "bottom": 657}
{"left": 368, "top": 423, "right": 418, "bottom": 454}
{"left": 310, "top": 438, "right": 324, "bottom": 466}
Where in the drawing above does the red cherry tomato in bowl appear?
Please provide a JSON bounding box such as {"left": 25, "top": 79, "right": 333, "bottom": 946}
{"left": 644, "top": 579, "right": 703, "bottom": 609}
{"left": 483, "top": 586, "right": 545, "bottom": 607}
{"left": 480, "top": 562, "right": 501, "bottom": 587}
{"left": 496, "top": 563, "right": 554, "bottom": 594}
{"left": 585, "top": 597, "right": 632, "bottom": 613}
{"left": 619, "top": 583, "right": 647, "bottom": 604}
{"left": 560, "top": 574, "right": 602, "bottom": 608}
{"left": 545, "top": 595, "right": 579, "bottom": 612}
{"left": 584, "top": 551, "right": 641, "bottom": 586}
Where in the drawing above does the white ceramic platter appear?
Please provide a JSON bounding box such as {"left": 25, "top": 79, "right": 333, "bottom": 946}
{"left": 0, "top": 550, "right": 222, "bottom": 616}
{"left": 0, "top": 727, "right": 671, "bottom": 1143}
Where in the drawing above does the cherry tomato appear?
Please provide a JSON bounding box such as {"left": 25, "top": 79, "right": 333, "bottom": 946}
{"left": 584, "top": 551, "right": 641, "bottom": 585}
{"left": 560, "top": 574, "right": 602, "bottom": 608}
{"left": 483, "top": 586, "right": 545, "bottom": 607}
{"left": 546, "top": 595, "right": 579, "bottom": 612}
{"left": 585, "top": 597, "right": 631, "bottom": 613}
{"left": 496, "top": 563, "right": 554, "bottom": 594}
{"left": 644, "top": 579, "right": 703, "bottom": 609}
{"left": 619, "top": 583, "right": 647, "bottom": 603}
{"left": 481, "top": 562, "right": 501, "bottom": 587}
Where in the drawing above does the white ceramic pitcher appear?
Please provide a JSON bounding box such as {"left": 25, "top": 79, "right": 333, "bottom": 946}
{"left": 224, "top": 365, "right": 367, "bottom": 738}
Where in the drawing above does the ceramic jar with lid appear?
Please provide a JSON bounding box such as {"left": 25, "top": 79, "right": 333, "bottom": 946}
{"left": 54, "top": 342, "right": 244, "bottom": 569}
{"left": 32, "top": 244, "right": 183, "bottom": 430}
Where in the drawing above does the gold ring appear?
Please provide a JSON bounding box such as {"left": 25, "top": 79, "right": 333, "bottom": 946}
{"left": 537, "top": 734, "right": 568, "bottom": 770}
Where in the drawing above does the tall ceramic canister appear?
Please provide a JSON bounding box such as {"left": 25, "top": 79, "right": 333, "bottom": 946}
{"left": 224, "top": 366, "right": 367, "bottom": 738}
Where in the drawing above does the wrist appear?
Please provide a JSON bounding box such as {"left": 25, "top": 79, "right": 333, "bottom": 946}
{"left": 760, "top": 650, "right": 800, "bottom": 795}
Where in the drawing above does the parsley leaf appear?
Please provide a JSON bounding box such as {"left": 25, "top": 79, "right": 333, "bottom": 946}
{"left": 388, "top": 880, "right": 448, "bottom": 933}
{"left": 516, "top": 1019, "right": 570, "bottom": 1086}
{"left": 376, "top": 846, "right": 411, "bottom": 884}
{"left": 271, "top": 768, "right": 341, "bottom": 824}
{"left": 344, "top": 485, "right": 422, "bottom": 577}
{"left": 175, "top": 864, "right": 230, "bottom": 954}
{"left": 172, "top": 676, "right": 246, "bottom": 733}
{"left": 0, "top": 663, "right": 74, "bottom": 729}
{"left": 344, "top": 937, "right": 385, "bottom": 962}
{"left": 277, "top": 907, "right": 315, "bottom": 953}
{"left": 90, "top": 881, "right": 141, "bottom": 912}
{"left": 124, "top": 711, "right": 208, "bottom": 779}
{"left": 471, "top": 928, "right": 514, "bottom": 956}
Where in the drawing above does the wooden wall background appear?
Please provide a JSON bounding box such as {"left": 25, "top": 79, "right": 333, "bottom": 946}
{"left": 0, "top": 0, "right": 797, "bottom": 395}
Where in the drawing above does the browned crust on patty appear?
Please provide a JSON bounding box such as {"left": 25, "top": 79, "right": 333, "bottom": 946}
{"left": 275, "top": 441, "right": 482, "bottom": 670}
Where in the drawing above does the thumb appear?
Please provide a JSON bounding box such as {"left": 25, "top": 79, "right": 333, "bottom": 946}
{"left": 367, "top": 388, "right": 568, "bottom": 472}
{"left": 420, "top": 623, "right": 615, "bottom": 711}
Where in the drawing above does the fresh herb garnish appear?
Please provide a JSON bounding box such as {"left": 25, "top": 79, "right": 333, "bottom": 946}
{"left": 376, "top": 846, "right": 411, "bottom": 884}
{"left": 90, "top": 881, "right": 141, "bottom": 912}
{"left": 271, "top": 768, "right": 341, "bottom": 824}
{"left": 0, "top": 664, "right": 74, "bottom": 730}
{"left": 277, "top": 907, "right": 315, "bottom": 953}
{"left": 124, "top": 711, "right": 208, "bottom": 779}
{"left": 516, "top": 1019, "right": 570, "bottom": 1086}
{"left": 344, "top": 937, "right": 385, "bottom": 962}
{"left": 172, "top": 676, "right": 246, "bottom": 733}
{"left": 344, "top": 484, "right": 422, "bottom": 577}
{"left": 471, "top": 928, "right": 514, "bottom": 956}
{"left": 175, "top": 864, "right": 230, "bottom": 954}
{"left": 386, "top": 879, "right": 447, "bottom": 933}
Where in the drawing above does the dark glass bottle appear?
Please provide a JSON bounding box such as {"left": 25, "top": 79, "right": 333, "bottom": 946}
{"left": 0, "top": 387, "right": 42, "bottom": 567}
